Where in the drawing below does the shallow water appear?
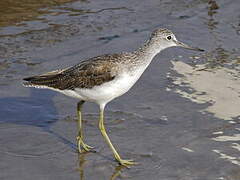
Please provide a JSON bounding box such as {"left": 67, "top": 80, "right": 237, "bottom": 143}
{"left": 0, "top": 0, "right": 240, "bottom": 179}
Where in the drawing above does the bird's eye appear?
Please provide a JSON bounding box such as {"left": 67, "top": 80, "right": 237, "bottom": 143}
{"left": 167, "top": 36, "right": 172, "bottom": 40}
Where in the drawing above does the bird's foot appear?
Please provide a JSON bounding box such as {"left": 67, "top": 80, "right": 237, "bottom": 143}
{"left": 115, "top": 157, "right": 137, "bottom": 168}
{"left": 76, "top": 136, "right": 94, "bottom": 153}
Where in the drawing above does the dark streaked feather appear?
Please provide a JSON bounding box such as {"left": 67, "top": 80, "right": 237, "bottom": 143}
{"left": 23, "top": 54, "right": 122, "bottom": 90}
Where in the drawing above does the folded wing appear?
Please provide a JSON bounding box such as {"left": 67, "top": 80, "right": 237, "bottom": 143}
{"left": 23, "top": 56, "right": 117, "bottom": 90}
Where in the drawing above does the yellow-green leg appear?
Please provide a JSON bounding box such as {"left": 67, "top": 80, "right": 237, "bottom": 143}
{"left": 98, "top": 105, "right": 136, "bottom": 167}
{"left": 76, "top": 100, "right": 94, "bottom": 153}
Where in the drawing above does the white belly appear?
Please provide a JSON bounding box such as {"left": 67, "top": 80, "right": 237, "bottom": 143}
{"left": 62, "top": 70, "right": 144, "bottom": 104}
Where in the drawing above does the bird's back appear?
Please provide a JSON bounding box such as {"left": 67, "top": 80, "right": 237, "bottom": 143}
{"left": 23, "top": 53, "right": 132, "bottom": 90}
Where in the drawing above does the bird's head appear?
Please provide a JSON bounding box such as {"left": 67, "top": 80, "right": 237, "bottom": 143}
{"left": 149, "top": 28, "right": 204, "bottom": 52}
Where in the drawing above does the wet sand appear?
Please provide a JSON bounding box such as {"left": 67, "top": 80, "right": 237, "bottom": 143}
{"left": 0, "top": 0, "right": 240, "bottom": 179}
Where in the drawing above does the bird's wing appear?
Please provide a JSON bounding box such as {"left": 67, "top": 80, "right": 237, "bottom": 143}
{"left": 23, "top": 55, "right": 119, "bottom": 90}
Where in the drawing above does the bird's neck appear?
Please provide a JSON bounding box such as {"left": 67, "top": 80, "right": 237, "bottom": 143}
{"left": 134, "top": 39, "right": 165, "bottom": 64}
{"left": 124, "top": 40, "right": 164, "bottom": 74}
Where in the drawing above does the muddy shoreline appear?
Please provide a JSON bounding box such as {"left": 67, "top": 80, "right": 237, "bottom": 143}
{"left": 0, "top": 0, "right": 240, "bottom": 179}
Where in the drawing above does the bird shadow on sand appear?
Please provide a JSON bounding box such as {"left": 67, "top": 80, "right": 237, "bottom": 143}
{"left": 0, "top": 88, "right": 77, "bottom": 149}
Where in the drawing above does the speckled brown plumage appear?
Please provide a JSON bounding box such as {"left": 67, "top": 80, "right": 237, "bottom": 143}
{"left": 23, "top": 53, "right": 136, "bottom": 90}
{"left": 23, "top": 28, "right": 183, "bottom": 91}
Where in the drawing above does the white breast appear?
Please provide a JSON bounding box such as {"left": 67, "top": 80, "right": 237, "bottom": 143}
{"left": 62, "top": 67, "right": 146, "bottom": 105}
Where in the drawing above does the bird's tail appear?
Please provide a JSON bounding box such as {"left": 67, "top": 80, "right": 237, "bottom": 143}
{"left": 23, "top": 69, "right": 64, "bottom": 89}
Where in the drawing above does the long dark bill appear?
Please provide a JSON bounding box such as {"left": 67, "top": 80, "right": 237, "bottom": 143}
{"left": 174, "top": 40, "right": 204, "bottom": 52}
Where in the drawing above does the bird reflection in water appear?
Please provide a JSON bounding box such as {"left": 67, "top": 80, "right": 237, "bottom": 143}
{"left": 77, "top": 153, "right": 126, "bottom": 180}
